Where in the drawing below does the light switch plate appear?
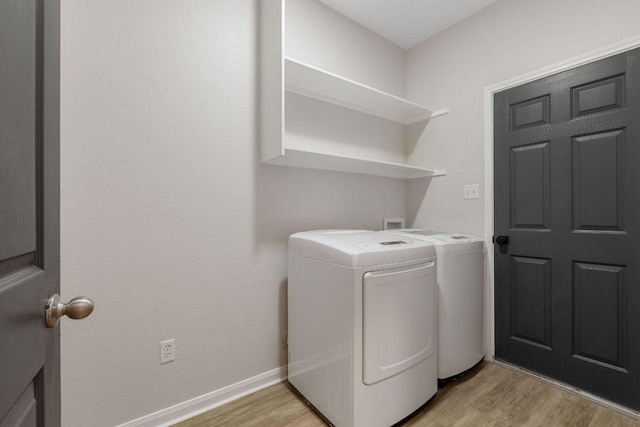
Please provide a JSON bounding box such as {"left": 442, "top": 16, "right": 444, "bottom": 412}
{"left": 464, "top": 184, "right": 479, "bottom": 199}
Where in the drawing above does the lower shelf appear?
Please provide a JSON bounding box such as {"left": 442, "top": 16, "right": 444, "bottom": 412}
{"left": 263, "top": 148, "right": 445, "bottom": 179}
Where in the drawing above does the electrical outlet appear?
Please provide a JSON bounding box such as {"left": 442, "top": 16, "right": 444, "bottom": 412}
{"left": 464, "top": 184, "right": 479, "bottom": 200}
{"left": 160, "top": 339, "right": 175, "bottom": 364}
{"left": 383, "top": 218, "right": 405, "bottom": 230}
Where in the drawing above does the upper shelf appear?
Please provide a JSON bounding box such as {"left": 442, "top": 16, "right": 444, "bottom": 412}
{"left": 285, "top": 57, "right": 434, "bottom": 125}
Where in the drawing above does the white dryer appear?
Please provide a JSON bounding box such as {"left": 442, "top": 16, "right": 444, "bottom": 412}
{"left": 387, "top": 229, "right": 484, "bottom": 382}
{"left": 288, "top": 230, "right": 438, "bottom": 427}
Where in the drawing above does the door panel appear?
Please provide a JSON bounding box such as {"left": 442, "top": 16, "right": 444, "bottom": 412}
{"left": 0, "top": 381, "right": 38, "bottom": 427}
{"left": 571, "top": 130, "right": 627, "bottom": 232}
{"left": 510, "top": 256, "right": 551, "bottom": 349}
{"left": 0, "top": 0, "right": 37, "bottom": 262}
{"left": 572, "top": 261, "right": 627, "bottom": 371}
{"left": 510, "top": 95, "right": 550, "bottom": 130}
{"left": 0, "top": 0, "right": 60, "bottom": 425}
{"left": 509, "top": 142, "right": 551, "bottom": 230}
{"left": 495, "top": 48, "right": 640, "bottom": 409}
{"left": 0, "top": 269, "right": 46, "bottom": 419}
{"left": 572, "top": 75, "right": 625, "bottom": 117}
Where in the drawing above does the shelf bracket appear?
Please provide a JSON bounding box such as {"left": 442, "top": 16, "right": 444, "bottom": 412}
{"left": 430, "top": 108, "right": 449, "bottom": 119}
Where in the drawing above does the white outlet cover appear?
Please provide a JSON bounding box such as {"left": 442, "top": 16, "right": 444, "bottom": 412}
{"left": 160, "top": 339, "right": 175, "bottom": 364}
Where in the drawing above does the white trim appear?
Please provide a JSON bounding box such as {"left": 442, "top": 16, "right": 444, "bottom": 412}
{"left": 116, "top": 366, "right": 288, "bottom": 427}
{"left": 494, "top": 360, "right": 640, "bottom": 420}
{"left": 483, "top": 87, "right": 495, "bottom": 362}
{"left": 484, "top": 33, "right": 640, "bottom": 362}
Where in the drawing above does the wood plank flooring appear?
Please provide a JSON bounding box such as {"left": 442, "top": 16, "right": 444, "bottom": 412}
{"left": 175, "top": 363, "right": 640, "bottom": 426}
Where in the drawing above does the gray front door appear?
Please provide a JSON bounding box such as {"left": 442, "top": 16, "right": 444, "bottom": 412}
{"left": 0, "top": 0, "right": 61, "bottom": 425}
{"left": 494, "top": 48, "right": 640, "bottom": 409}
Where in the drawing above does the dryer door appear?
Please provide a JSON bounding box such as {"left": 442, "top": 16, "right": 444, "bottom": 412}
{"left": 362, "top": 261, "right": 436, "bottom": 385}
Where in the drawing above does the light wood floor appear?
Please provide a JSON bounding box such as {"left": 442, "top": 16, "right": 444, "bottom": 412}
{"left": 175, "top": 363, "right": 640, "bottom": 426}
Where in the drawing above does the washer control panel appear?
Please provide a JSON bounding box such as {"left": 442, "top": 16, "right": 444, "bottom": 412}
{"left": 379, "top": 240, "right": 407, "bottom": 246}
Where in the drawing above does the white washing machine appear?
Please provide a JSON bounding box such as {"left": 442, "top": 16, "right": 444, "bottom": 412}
{"left": 288, "top": 230, "right": 438, "bottom": 427}
{"left": 387, "top": 229, "right": 484, "bottom": 381}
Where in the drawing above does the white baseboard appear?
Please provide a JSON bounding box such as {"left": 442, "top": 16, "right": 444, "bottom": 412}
{"left": 116, "top": 366, "right": 288, "bottom": 427}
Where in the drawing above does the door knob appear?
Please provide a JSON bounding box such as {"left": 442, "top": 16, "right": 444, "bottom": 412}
{"left": 45, "top": 294, "right": 94, "bottom": 328}
{"left": 494, "top": 235, "right": 509, "bottom": 247}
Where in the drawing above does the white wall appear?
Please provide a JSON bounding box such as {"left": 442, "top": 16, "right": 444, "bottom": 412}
{"left": 60, "top": 1, "right": 407, "bottom": 426}
{"left": 286, "top": 0, "right": 406, "bottom": 97}
{"left": 406, "top": 0, "right": 640, "bottom": 237}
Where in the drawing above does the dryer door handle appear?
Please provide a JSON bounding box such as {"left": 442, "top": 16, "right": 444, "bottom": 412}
{"left": 365, "top": 261, "right": 434, "bottom": 283}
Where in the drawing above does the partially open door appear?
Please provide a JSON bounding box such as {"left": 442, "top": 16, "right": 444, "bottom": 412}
{"left": 0, "top": 1, "right": 61, "bottom": 425}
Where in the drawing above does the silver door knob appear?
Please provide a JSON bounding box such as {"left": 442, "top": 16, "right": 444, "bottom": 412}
{"left": 45, "top": 294, "right": 94, "bottom": 328}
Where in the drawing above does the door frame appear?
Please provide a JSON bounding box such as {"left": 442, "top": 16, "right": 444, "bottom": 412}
{"left": 482, "top": 34, "right": 640, "bottom": 416}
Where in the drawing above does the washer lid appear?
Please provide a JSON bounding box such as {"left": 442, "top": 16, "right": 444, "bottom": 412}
{"left": 289, "top": 230, "right": 436, "bottom": 267}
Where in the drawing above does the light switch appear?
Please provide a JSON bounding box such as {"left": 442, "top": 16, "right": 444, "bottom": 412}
{"left": 464, "top": 184, "right": 479, "bottom": 199}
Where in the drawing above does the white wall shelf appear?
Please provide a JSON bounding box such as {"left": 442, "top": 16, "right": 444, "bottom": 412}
{"left": 260, "top": 0, "right": 447, "bottom": 179}
{"left": 285, "top": 58, "right": 433, "bottom": 125}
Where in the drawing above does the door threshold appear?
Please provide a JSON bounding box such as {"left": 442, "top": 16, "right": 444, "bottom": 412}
{"left": 493, "top": 360, "right": 640, "bottom": 421}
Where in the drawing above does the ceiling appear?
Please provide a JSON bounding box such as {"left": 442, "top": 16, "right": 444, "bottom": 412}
{"left": 318, "top": 0, "right": 498, "bottom": 50}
